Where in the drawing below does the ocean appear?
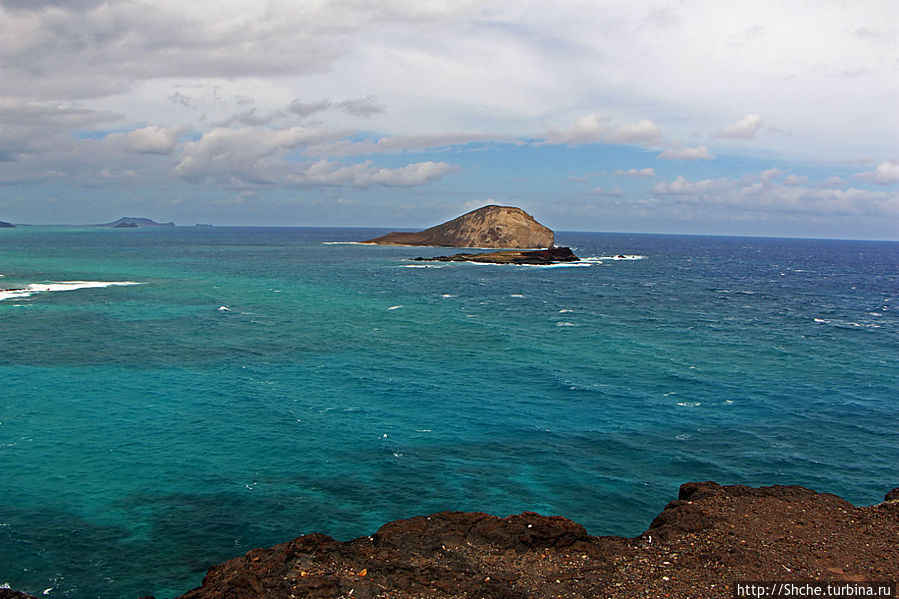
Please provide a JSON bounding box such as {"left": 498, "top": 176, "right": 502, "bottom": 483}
{"left": 1, "top": 226, "right": 896, "bottom": 598}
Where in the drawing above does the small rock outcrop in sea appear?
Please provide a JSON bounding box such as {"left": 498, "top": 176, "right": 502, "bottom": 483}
{"left": 414, "top": 246, "right": 579, "bottom": 265}
{"left": 364, "top": 205, "right": 554, "bottom": 248}
{"left": 171, "top": 482, "right": 898, "bottom": 599}
{"left": 0, "top": 220, "right": 15, "bottom": 228}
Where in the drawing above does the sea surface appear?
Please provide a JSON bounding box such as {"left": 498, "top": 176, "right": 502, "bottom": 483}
{"left": 1, "top": 226, "right": 896, "bottom": 598}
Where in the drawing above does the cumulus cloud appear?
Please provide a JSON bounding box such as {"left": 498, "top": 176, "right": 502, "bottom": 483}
{"left": 657, "top": 145, "right": 714, "bottom": 161}
{"left": 0, "top": 99, "right": 122, "bottom": 160}
{"left": 614, "top": 167, "right": 655, "bottom": 177}
{"left": 651, "top": 173, "right": 899, "bottom": 218}
{"left": 854, "top": 160, "right": 899, "bottom": 185}
{"left": 105, "top": 125, "right": 188, "bottom": 154}
{"left": 173, "top": 126, "right": 346, "bottom": 181}
{"left": 715, "top": 114, "right": 764, "bottom": 139}
{"left": 544, "top": 114, "right": 606, "bottom": 145}
{"left": 172, "top": 126, "right": 455, "bottom": 188}
{"left": 606, "top": 120, "right": 662, "bottom": 145}
{"left": 784, "top": 174, "right": 808, "bottom": 186}
{"left": 287, "top": 160, "right": 455, "bottom": 187}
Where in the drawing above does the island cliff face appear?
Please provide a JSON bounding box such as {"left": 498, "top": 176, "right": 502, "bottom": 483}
{"left": 364, "top": 205, "right": 554, "bottom": 248}
{"left": 171, "top": 482, "right": 897, "bottom": 599}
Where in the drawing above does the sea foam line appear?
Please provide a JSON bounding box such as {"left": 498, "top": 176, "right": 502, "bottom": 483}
{"left": 0, "top": 281, "right": 143, "bottom": 301}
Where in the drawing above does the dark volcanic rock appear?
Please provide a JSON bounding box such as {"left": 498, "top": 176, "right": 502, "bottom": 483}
{"left": 364, "top": 205, "right": 554, "bottom": 248}
{"left": 177, "top": 483, "right": 899, "bottom": 599}
{"left": 885, "top": 488, "right": 899, "bottom": 501}
{"left": 414, "top": 246, "right": 579, "bottom": 265}
{"left": 114, "top": 221, "right": 139, "bottom": 228}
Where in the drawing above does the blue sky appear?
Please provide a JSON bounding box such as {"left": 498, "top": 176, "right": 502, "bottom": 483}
{"left": 1, "top": 0, "right": 897, "bottom": 239}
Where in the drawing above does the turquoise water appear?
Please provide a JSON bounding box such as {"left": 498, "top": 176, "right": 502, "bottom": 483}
{"left": 1, "top": 227, "right": 896, "bottom": 598}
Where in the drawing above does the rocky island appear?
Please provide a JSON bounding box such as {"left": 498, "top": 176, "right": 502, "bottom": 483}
{"left": 364, "top": 205, "right": 554, "bottom": 249}
{"left": 4, "top": 482, "right": 890, "bottom": 599}
{"left": 0, "top": 220, "right": 15, "bottom": 228}
{"left": 100, "top": 217, "right": 175, "bottom": 227}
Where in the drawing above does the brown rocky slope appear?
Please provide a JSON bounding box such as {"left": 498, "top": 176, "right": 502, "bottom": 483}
{"left": 3, "top": 483, "right": 895, "bottom": 599}
{"left": 363, "top": 206, "right": 554, "bottom": 248}
{"left": 170, "top": 482, "right": 897, "bottom": 599}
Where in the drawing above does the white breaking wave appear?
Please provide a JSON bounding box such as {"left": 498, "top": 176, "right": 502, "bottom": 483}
{"left": 321, "top": 241, "right": 369, "bottom": 245}
{"left": 0, "top": 281, "right": 143, "bottom": 302}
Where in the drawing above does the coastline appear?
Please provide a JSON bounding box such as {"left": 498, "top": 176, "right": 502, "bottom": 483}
{"left": 6, "top": 482, "right": 894, "bottom": 599}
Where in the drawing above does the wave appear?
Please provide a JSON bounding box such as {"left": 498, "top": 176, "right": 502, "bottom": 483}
{"left": 321, "top": 241, "right": 368, "bottom": 245}
{"left": 0, "top": 281, "right": 143, "bottom": 302}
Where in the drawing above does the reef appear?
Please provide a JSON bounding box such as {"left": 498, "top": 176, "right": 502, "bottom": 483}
{"left": 413, "top": 246, "right": 579, "bottom": 265}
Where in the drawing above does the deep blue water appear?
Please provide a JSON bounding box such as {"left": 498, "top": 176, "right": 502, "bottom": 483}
{"left": 0, "top": 227, "right": 896, "bottom": 598}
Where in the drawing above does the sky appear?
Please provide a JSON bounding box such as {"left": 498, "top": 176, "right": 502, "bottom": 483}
{"left": 1, "top": 0, "right": 897, "bottom": 239}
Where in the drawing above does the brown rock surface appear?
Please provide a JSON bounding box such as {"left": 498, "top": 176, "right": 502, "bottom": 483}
{"left": 413, "top": 246, "right": 579, "bottom": 265}
{"left": 364, "top": 205, "right": 554, "bottom": 248}
{"left": 177, "top": 482, "right": 898, "bottom": 599}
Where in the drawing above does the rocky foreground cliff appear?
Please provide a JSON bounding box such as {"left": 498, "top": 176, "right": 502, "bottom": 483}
{"left": 364, "top": 206, "right": 554, "bottom": 248}
{"left": 2, "top": 483, "right": 895, "bottom": 599}
{"left": 178, "top": 483, "right": 896, "bottom": 598}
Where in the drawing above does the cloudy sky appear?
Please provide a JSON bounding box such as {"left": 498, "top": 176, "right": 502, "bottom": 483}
{"left": 1, "top": 0, "right": 897, "bottom": 239}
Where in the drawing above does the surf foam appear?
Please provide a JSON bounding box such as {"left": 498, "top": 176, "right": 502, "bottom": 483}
{"left": 0, "top": 281, "right": 143, "bottom": 302}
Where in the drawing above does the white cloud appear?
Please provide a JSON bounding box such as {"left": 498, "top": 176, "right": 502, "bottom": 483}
{"left": 614, "top": 168, "right": 655, "bottom": 177}
{"left": 652, "top": 176, "right": 730, "bottom": 195}
{"left": 606, "top": 120, "right": 662, "bottom": 145}
{"left": 657, "top": 145, "right": 714, "bottom": 161}
{"left": 544, "top": 114, "right": 606, "bottom": 145}
{"left": 715, "top": 114, "right": 763, "bottom": 139}
{"left": 0, "top": 99, "right": 122, "bottom": 159}
{"left": 651, "top": 174, "right": 899, "bottom": 218}
{"left": 784, "top": 174, "right": 808, "bottom": 186}
{"left": 288, "top": 160, "right": 455, "bottom": 187}
{"left": 172, "top": 125, "right": 455, "bottom": 188}
{"left": 854, "top": 160, "right": 899, "bottom": 185}
{"left": 106, "top": 125, "right": 187, "bottom": 154}
{"left": 173, "top": 127, "right": 345, "bottom": 180}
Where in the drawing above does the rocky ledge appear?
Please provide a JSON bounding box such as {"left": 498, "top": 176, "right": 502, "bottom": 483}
{"left": 364, "top": 205, "right": 554, "bottom": 249}
{"left": 179, "top": 482, "right": 897, "bottom": 599}
{"left": 413, "top": 246, "right": 579, "bottom": 265}
{"left": 3, "top": 483, "right": 896, "bottom": 599}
